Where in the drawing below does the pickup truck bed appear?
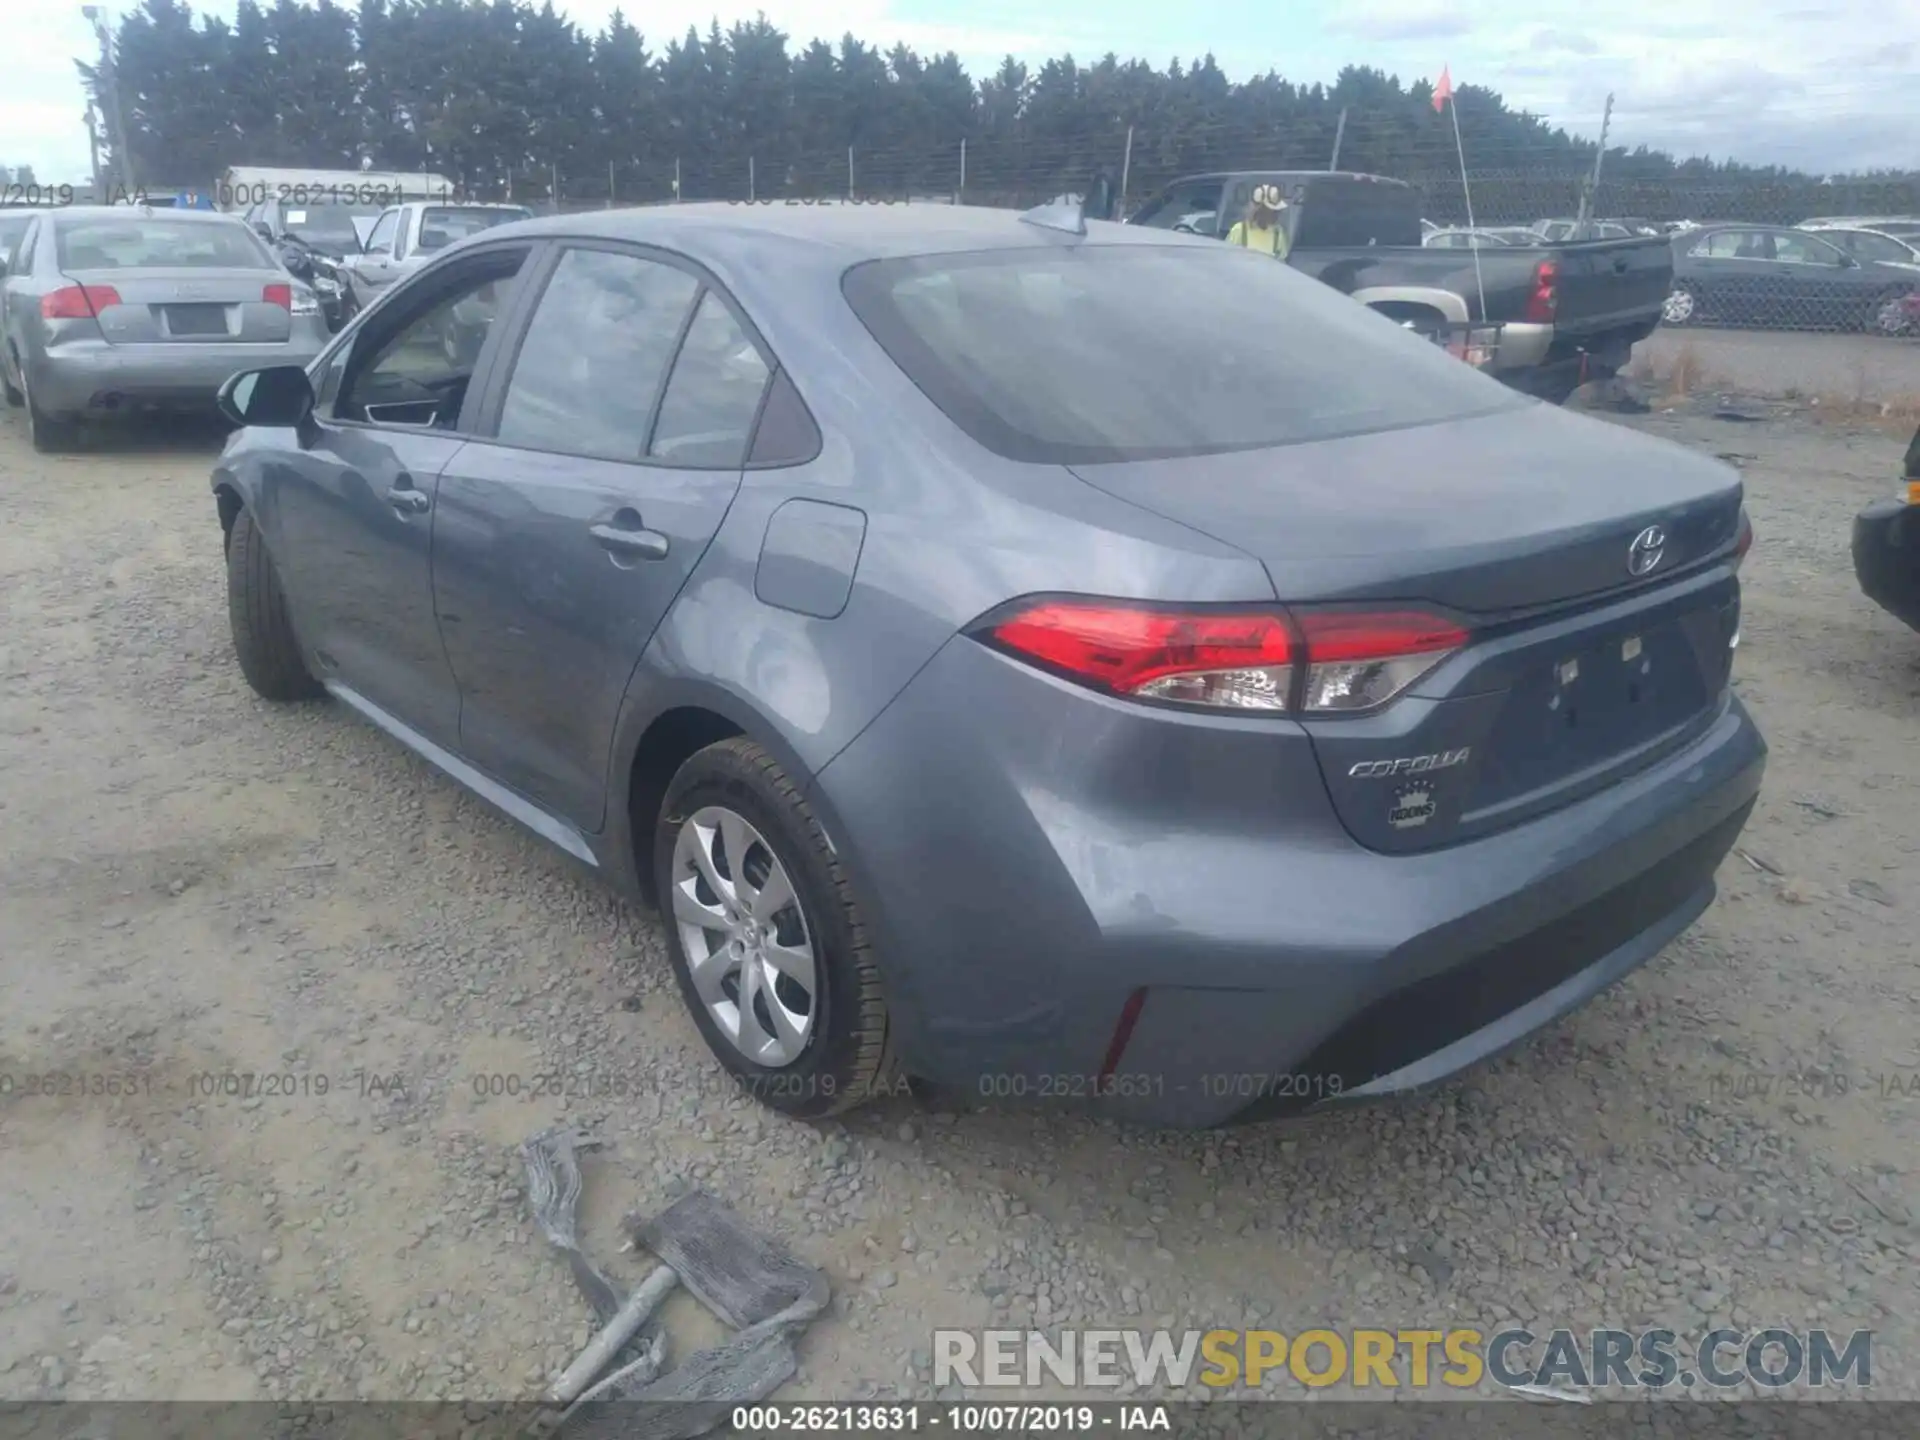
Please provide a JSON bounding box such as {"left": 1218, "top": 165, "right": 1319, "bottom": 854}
{"left": 1292, "top": 234, "right": 1674, "bottom": 398}
{"left": 1126, "top": 170, "right": 1675, "bottom": 403}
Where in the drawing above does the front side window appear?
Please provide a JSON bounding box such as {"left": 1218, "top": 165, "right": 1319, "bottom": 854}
{"left": 55, "top": 217, "right": 273, "bottom": 270}
{"left": 495, "top": 247, "right": 699, "bottom": 461}
{"left": 363, "top": 210, "right": 399, "bottom": 254}
{"left": 843, "top": 243, "right": 1523, "bottom": 466}
{"left": 333, "top": 251, "right": 527, "bottom": 428}
{"left": 1135, "top": 182, "right": 1224, "bottom": 232}
{"left": 649, "top": 292, "right": 771, "bottom": 468}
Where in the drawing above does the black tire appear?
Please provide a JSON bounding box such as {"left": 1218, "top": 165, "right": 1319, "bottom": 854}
{"left": 2, "top": 353, "right": 21, "bottom": 408}
{"left": 23, "top": 369, "right": 79, "bottom": 452}
{"left": 226, "top": 506, "right": 324, "bottom": 702}
{"left": 654, "top": 737, "right": 896, "bottom": 1119}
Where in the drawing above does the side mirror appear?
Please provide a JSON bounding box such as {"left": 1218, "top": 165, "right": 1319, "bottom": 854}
{"left": 1839, "top": 254, "right": 1860, "bottom": 269}
{"left": 252, "top": 221, "right": 275, "bottom": 242}
{"left": 218, "top": 365, "right": 315, "bottom": 429}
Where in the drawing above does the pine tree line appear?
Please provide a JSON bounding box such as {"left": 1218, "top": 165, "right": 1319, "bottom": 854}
{"left": 80, "top": 0, "right": 1918, "bottom": 222}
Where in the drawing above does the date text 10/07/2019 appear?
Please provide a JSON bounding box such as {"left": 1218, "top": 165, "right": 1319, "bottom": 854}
{"left": 731, "top": 1404, "right": 1170, "bottom": 1432}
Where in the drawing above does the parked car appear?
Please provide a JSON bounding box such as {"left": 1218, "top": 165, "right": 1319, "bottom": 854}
{"left": 1423, "top": 226, "right": 1542, "bottom": 248}
{"left": 1795, "top": 225, "right": 1920, "bottom": 268}
{"left": 1800, "top": 215, "right": 1920, "bottom": 238}
{"left": 1852, "top": 425, "right": 1920, "bottom": 633}
{"left": 0, "top": 207, "right": 32, "bottom": 265}
{"left": 209, "top": 204, "right": 1764, "bottom": 1128}
{"left": 1663, "top": 224, "right": 1919, "bottom": 332}
{"left": 337, "top": 201, "right": 533, "bottom": 314}
{"left": 1127, "top": 170, "right": 1674, "bottom": 404}
{"left": 1532, "top": 218, "right": 1642, "bottom": 242}
{"left": 0, "top": 205, "right": 328, "bottom": 451}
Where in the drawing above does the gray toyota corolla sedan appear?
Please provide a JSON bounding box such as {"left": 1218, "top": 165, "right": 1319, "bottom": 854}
{"left": 208, "top": 203, "right": 1765, "bottom": 1129}
{"left": 1, "top": 205, "right": 328, "bottom": 451}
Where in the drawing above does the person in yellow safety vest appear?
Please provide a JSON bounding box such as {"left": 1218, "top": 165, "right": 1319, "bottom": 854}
{"left": 1226, "top": 184, "right": 1291, "bottom": 259}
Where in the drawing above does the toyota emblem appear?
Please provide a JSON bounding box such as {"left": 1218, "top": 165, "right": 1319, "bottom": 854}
{"left": 1627, "top": 524, "right": 1666, "bottom": 577}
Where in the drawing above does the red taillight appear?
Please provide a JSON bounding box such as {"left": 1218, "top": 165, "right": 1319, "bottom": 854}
{"left": 983, "top": 600, "right": 1468, "bottom": 714}
{"left": 262, "top": 283, "right": 292, "bottom": 310}
{"left": 1733, "top": 509, "right": 1754, "bottom": 569}
{"left": 1524, "top": 259, "right": 1557, "bottom": 324}
{"left": 989, "top": 601, "right": 1296, "bottom": 711}
{"left": 41, "top": 284, "right": 121, "bottom": 319}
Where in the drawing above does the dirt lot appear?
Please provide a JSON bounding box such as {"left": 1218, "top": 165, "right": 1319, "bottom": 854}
{"left": 2, "top": 395, "right": 1918, "bottom": 1407}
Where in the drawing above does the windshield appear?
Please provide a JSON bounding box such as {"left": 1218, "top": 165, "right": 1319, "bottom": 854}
{"left": 285, "top": 203, "right": 380, "bottom": 247}
{"left": 55, "top": 216, "right": 273, "bottom": 270}
{"left": 843, "top": 244, "right": 1524, "bottom": 465}
{"left": 416, "top": 207, "right": 532, "bottom": 253}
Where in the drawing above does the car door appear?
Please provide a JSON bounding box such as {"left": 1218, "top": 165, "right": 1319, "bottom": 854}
{"left": 349, "top": 207, "right": 403, "bottom": 305}
{"left": 264, "top": 241, "right": 538, "bottom": 747}
{"left": 430, "top": 242, "right": 770, "bottom": 831}
{"left": 1769, "top": 230, "right": 1857, "bottom": 329}
{"left": 0, "top": 216, "right": 37, "bottom": 382}
{"left": 1686, "top": 229, "right": 1779, "bottom": 323}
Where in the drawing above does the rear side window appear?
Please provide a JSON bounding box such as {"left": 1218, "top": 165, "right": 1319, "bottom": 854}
{"left": 55, "top": 217, "right": 272, "bottom": 270}
{"left": 1292, "top": 179, "right": 1423, "bottom": 248}
{"left": 842, "top": 245, "right": 1523, "bottom": 466}
{"left": 496, "top": 246, "right": 699, "bottom": 461}
{"left": 649, "top": 292, "right": 771, "bottom": 468}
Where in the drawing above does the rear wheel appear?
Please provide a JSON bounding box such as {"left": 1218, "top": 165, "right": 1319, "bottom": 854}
{"left": 1870, "top": 290, "right": 1911, "bottom": 336}
{"left": 654, "top": 737, "right": 896, "bottom": 1119}
{"left": 1661, "top": 284, "right": 1698, "bottom": 326}
{"left": 226, "top": 506, "right": 324, "bottom": 702}
{"left": 21, "top": 368, "right": 80, "bottom": 452}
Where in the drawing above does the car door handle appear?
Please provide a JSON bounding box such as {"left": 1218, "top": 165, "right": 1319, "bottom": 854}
{"left": 589, "top": 521, "right": 669, "bottom": 560}
{"left": 387, "top": 483, "right": 430, "bottom": 515}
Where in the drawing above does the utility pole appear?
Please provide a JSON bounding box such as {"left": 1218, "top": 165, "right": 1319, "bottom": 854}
{"left": 1329, "top": 106, "right": 1348, "bottom": 171}
{"left": 1575, "top": 92, "right": 1614, "bottom": 231}
{"left": 84, "top": 102, "right": 103, "bottom": 196}
{"left": 82, "top": 5, "right": 136, "bottom": 198}
{"left": 1118, "top": 125, "right": 1133, "bottom": 218}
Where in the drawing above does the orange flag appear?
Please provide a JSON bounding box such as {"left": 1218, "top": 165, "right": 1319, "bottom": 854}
{"left": 1433, "top": 65, "right": 1453, "bottom": 111}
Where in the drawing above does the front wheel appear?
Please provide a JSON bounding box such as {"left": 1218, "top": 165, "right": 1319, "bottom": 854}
{"left": 1662, "top": 284, "right": 1698, "bottom": 326}
{"left": 226, "top": 507, "right": 324, "bottom": 702}
{"left": 654, "top": 738, "right": 895, "bottom": 1119}
{"left": 1870, "top": 291, "right": 1912, "bottom": 336}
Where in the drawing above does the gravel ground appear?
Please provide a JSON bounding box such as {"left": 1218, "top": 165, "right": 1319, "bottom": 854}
{"left": 1, "top": 396, "right": 1917, "bottom": 1408}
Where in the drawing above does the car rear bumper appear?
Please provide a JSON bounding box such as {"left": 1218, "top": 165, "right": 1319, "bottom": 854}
{"left": 810, "top": 637, "right": 1766, "bottom": 1128}
{"left": 28, "top": 333, "right": 327, "bottom": 417}
{"left": 1853, "top": 498, "right": 1920, "bottom": 631}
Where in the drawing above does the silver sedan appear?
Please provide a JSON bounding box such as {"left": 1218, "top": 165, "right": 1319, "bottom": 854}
{"left": 1, "top": 205, "right": 329, "bottom": 451}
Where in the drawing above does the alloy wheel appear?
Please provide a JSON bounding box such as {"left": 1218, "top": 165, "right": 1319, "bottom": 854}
{"left": 1662, "top": 288, "right": 1695, "bottom": 324}
{"left": 670, "top": 804, "right": 819, "bottom": 1067}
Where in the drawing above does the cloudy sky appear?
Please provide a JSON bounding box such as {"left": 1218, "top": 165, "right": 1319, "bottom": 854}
{"left": 5, "top": 0, "right": 1912, "bottom": 185}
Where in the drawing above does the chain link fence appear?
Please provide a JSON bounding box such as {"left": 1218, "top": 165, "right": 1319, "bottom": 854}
{"left": 457, "top": 122, "right": 1920, "bottom": 341}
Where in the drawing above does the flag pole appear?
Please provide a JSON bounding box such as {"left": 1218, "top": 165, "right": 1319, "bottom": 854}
{"left": 1443, "top": 75, "right": 1488, "bottom": 325}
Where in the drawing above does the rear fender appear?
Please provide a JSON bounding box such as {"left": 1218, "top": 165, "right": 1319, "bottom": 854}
{"left": 1352, "top": 286, "right": 1471, "bottom": 326}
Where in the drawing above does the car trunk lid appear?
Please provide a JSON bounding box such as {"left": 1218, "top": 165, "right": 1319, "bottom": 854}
{"left": 64, "top": 267, "right": 292, "bottom": 344}
{"left": 1067, "top": 402, "right": 1746, "bottom": 851}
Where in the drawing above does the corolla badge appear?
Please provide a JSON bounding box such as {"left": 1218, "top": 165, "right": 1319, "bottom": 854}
{"left": 1627, "top": 524, "right": 1667, "bottom": 577}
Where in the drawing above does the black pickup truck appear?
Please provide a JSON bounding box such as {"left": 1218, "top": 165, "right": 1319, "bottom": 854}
{"left": 1125, "top": 170, "right": 1674, "bottom": 402}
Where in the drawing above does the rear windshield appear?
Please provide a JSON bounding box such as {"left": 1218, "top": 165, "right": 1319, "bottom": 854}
{"left": 415, "top": 207, "right": 532, "bottom": 252}
{"left": 56, "top": 216, "right": 272, "bottom": 270}
{"left": 842, "top": 244, "right": 1524, "bottom": 465}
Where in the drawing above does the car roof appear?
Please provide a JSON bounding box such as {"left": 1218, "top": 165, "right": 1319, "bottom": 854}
{"left": 495, "top": 201, "right": 1215, "bottom": 261}
{"left": 42, "top": 205, "right": 248, "bottom": 226}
